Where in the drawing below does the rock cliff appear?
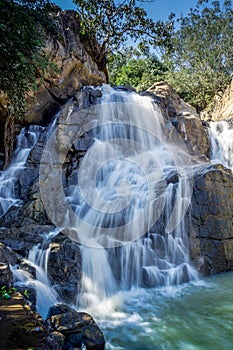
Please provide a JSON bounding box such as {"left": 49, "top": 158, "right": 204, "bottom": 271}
{"left": 25, "top": 10, "right": 107, "bottom": 126}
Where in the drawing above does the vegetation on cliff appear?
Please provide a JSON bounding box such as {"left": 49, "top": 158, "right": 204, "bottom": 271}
{"left": 108, "top": 47, "right": 168, "bottom": 92}
{"left": 0, "top": 0, "right": 58, "bottom": 120}
{"left": 163, "top": 0, "right": 233, "bottom": 111}
{"left": 73, "top": 0, "right": 172, "bottom": 72}
{"left": 0, "top": 0, "right": 232, "bottom": 121}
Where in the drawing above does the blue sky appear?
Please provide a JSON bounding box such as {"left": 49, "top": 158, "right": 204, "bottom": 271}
{"left": 53, "top": 0, "right": 223, "bottom": 22}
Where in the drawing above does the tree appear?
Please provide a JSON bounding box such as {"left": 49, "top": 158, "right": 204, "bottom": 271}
{"left": 0, "top": 0, "right": 57, "bottom": 119}
{"left": 163, "top": 0, "right": 233, "bottom": 111}
{"left": 109, "top": 47, "right": 167, "bottom": 91}
{"left": 73, "top": 0, "right": 172, "bottom": 71}
{"left": 0, "top": 0, "right": 58, "bottom": 166}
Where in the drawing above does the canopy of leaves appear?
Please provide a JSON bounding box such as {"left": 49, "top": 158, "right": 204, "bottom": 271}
{"left": 163, "top": 0, "right": 233, "bottom": 111}
{"left": 73, "top": 0, "right": 172, "bottom": 69}
{"left": 0, "top": 0, "right": 57, "bottom": 119}
{"left": 109, "top": 47, "right": 167, "bottom": 91}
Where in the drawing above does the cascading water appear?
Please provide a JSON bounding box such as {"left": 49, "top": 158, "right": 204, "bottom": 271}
{"left": 11, "top": 229, "right": 59, "bottom": 319}
{"left": 1, "top": 87, "right": 233, "bottom": 349}
{"left": 0, "top": 125, "right": 43, "bottom": 217}
{"left": 60, "top": 85, "right": 199, "bottom": 308}
{"left": 208, "top": 120, "right": 233, "bottom": 172}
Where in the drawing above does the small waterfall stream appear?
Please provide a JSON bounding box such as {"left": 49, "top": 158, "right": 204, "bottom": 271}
{"left": 208, "top": 120, "right": 233, "bottom": 171}
{"left": 0, "top": 125, "right": 43, "bottom": 217}
{"left": 11, "top": 229, "right": 59, "bottom": 319}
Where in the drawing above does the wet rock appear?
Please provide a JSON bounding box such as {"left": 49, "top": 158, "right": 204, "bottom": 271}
{"left": 47, "top": 233, "right": 82, "bottom": 304}
{"left": 175, "top": 114, "right": 210, "bottom": 158}
{"left": 0, "top": 225, "right": 54, "bottom": 257}
{"left": 0, "top": 262, "right": 13, "bottom": 288}
{"left": 0, "top": 242, "right": 19, "bottom": 265}
{"left": 74, "top": 87, "right": 102, "bottom": 108}
{"left": 0, "top": 243, "right": 20, "bottom": 288}
{"left": 0, "top": 291, "right": 48, "bottom": 349}
{"left": 47, "top": 331, "right": 65, "bottom": 350}
{"left": 189, "top": 164, "right": 233, "bottom": 275}
{"left": 114, "top": 85, "right": 136, "bottom": 92}
{"left": 46, "top": 304, "right": 105, "bottom": 350}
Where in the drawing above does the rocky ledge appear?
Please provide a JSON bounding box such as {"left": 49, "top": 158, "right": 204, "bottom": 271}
{"left": 0, "top": 294, "right": 105, "bottom": 349}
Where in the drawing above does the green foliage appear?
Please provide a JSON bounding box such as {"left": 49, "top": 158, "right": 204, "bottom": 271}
{"left": 163, "top": 0, "right": 233, "bottom": 111}
{"left": 0, "top": 286, "right": 16, "bottom": 300}
{"left": 73, "top": 0, "right": 172, "bottom": 68}
{"left": 0, "top": 0, "right": 57, "bottom": 120}
{"left": 0, "top": 286, "right": 30, "bottom": 301}
{"left": 109, "top": 47, "right": 167, "bottom": 91}
{"left": 23, "top": 289, "right": 30, "bottom": 299}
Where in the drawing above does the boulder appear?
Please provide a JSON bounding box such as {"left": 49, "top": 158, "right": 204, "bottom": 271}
{"left": 146, "top": 81, "right": 210, "bottom": 158}
{"left": 0, "top": 291, "right": 49, "bottom": 349}
{"left": 146, "top": 81, "right": 197, "bottom": 119}
{"left": 47, "top": 233, "right": 82, "bottom": 304}
{"left": 0, "top": 262, "right": 13, "bottom": 288}
{"left": 46, "top": 304, "right": 105, "bottom": 350}
{"left": 189, "top": 164, "right": 233, "bottom": 275}
{"left": 0, "top": 243, "right": 21, "bottom": 288}
{"left": 0, "top": 225, "right": 54, "bottom": 257}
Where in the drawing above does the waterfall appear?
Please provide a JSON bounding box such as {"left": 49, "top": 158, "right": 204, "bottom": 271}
{"left": 208, "top": 120, "right": 233, "bottom": 172}
{"left": 0, "top": 125, "right": 43, "bottom": 218}
{"left": 11, "top": 229, "right": 59, "bottom": 319}
{"left": 3, "top": 86, "right": 201, "bottom": 318}
{"left": 59, "top": 85, "right": 199, "bottom": 308}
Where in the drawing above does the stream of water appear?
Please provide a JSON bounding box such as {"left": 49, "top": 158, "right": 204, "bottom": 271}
{"left": 0, "top": 125, "right": 43, "bottom": 217}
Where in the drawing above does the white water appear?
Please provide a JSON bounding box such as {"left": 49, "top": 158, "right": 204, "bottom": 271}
{"left": 0, "top": 125, "right": 43, "bottom": 217}
{"left": 97, "top": 273, "right": 233, "bottom": 350}
{"left": 11, "top": 229, "right": 59, "bottom": 319}
{"left": 63, "top": 86, "right": 198, "bottom": 308}
{"left": 208, "top": 120, "right": 233, "bottom": 172}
